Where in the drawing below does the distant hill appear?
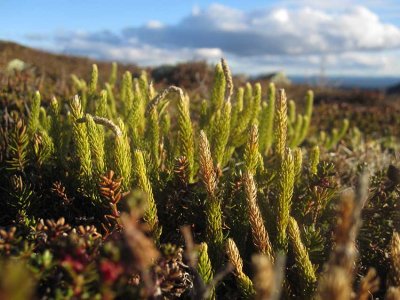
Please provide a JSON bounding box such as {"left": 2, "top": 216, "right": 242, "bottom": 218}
{"left": 1, "top": 40, "right": 398, "bottom": 105}
{"left": 289, "top": 75, "right": 400, "bottom": 90}
{"left": 0, "top": 41, "right": 218, "bottom": 92}
{"left": 253, "top": 71, "right": 291, "bottom": 85}
{"left": 0, "top": 40, "right": 141, "bottom": 83}
{"left": 387, "top": 82, "right": 400, "bottom": 94}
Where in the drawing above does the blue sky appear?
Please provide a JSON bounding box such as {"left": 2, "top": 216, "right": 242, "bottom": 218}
{"left": 1, "top": 0, "right": 400, "bottom": 76}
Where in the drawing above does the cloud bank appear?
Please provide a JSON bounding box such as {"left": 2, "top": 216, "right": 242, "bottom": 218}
{"left": 28, "top": 4, "right": 400, "bottom": 75}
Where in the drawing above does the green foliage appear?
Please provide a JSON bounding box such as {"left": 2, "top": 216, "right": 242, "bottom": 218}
{"left": 49, "top": 97, "right": 63, "bottom": 162}
{"left": 199, "top": 130, "right": 224, "bottom": 266}
{"left": 274, "top": 89, "right": 288, "bottom": 157}
{"left": 133, "top": 149, "right": 161, "bottom": 240}
{"left": 309, "top": 145, "right": 320, "bottom": 175}
{"left": 33, "top": 129, "right": 54, "bottom": 167}
{"left": 139, "top": 70, "right": 150, "bottom": 102}
{"left": 27, "top": 91, "right": 41, "bottom": 137}
{"left": 259, "top": 82, "right": 276, "bottom": 154}
{"left": 320, "top": 118, "right": 350, "bottom": 150}
{"left": 177, "top": 92, "right": 195, "bottom": 181}
{"left": 244, "top": 124, "right": 262, "bottom": 175}
{"left": 6, "top": 119, "right": 29, "bottom": 172}
{"left": 89, "top": 64, "right": 98, "bottom": 96}
{"left": 109, "top": 62, "right": 118, "bottom": 87}
{"left": 105, "top": 83, "right": 117, "bottom": 117}
{"left": 293, "top": 147, "right": 303, "bottom": 182}
{"left": 0, "top": 260, "right": 36, "bottom": 300}
{"left": 230, "top": 87, "right": 243, "bottom": 130}
{"left": 70, "top": 95, "right": 92, "bottom": 190}
{"left": 146, "top": 107, "right": 160, "bottom": 168}
{"left": 286, "top": 90, "right": 314, "bottom": 148}
{"left": 251, "top": 82, "right": 262, "bottom": 124}
{"left": 230, "top": 84, "right": 255, "bottom": 147}
{"left": 197, "top": 243, "right": 215, "bottom": 299}
{"left": 85, "top": 114, "right": 105, "bottom": 176}
{"left": 288, "top": 216, "right": 317, "bottom": 294}
{"left": 114, "top": 119, "right": 132, "bottom": 190}
{"left": 276, "top": 148, "right": 295, "bottom": 251}
{"left": 211, "top": 100, "right": 231, "bottom": 168}
{"left": 210, "top": 62, "right": 226, "bottom": 114}
{"left": 121, "top": 71, "right": 134, "bottom": 114}
{"left": 96, "top": 89, "right": 108, "bottom": 118}
{"left": 197, "top": 242, "right": 214, "bottom": 283}
{"left": 226, "top": 238, "right": 255, "bottom": 299}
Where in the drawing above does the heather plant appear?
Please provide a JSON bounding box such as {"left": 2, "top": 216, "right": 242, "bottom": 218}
{"left": 0, "top": 59, "right": 398, "bottom": 299}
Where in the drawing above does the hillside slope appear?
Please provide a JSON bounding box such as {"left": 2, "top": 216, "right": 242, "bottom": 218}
{"left": 0, "top": 40, "right": 141, "bottom": 81}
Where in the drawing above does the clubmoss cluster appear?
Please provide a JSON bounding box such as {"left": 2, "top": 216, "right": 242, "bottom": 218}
{"left": 0, "top": 60, "right": 398, "bottom": 299}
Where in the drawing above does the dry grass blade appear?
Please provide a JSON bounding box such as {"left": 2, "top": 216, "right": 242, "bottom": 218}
{"left": 77, "top": 115, "right": 122, "bottom": 136}
{"left": 317, "top": 174, "right": 369, "bottom": 300}
{"left": 252, "top": 254, "right": 274, "bottom": 300}
{"left": 385, "top": 287, "right": 400, "bottom": 300}
{"left": 389, "top": 232, "right": 400, "bottom": 286}
{"left": 356, "top": 268, "right": 379, "bottom": 300}
{"left": 330, "top": 173, "right": 369, "bottom": 274}
{"left": 145, "top": 85, "right": 184, "bottom": 115}
{"left": 120, "top": 211, "right": 160, "bottom": 270}
{"left": 316, "top": 267, "right": 352, "bottom": 300}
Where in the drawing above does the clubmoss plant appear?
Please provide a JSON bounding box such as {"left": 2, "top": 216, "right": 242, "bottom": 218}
{"left": 199, "top": 130, "right": 224, "bottom": 266}
{"left": 133, "top": 149, "right": 161, "bottom": 241}
{"left": 259, "top": 82, "right": 276, "bottom": 155}
{"left": 226, "top": 238, "right": 255, "bottom": 299}
{"left": 177, "top": 92, "right": 195, "bottom": 181}
{"left": 197, "top": 242, "right": 215, "bottom": 299}
{"left": 276, "top": 147, "right": 295, "bottom": 251}
{"left": 309, "top": 145, "right": 320, "bottom": 175}
{"left": 85, "top": 114, "right": 105, "bottom": 176}
{"left": 274, "top": 89, "right": 288, "bottom": 158}
{"left": 288, "top": 216, "right": 317, "bottom": 294}
{"left": 70, "top": 95, "right": 92, "bottom": 190}
{"left": 243, "top": 171, "right": 274, "bottom": 260}
{"left": 27, "top": 91, "right": 41, "bottom": 137}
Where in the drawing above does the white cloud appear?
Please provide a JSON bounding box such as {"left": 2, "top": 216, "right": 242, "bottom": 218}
{"left": 145, "top": 20, "right": 164, "bottom": 29}
{"left": 121, "top": 4, "right": 400, "bottom": 56}
{"left": 271, "top": 9, "right": 290, "bottom": 23}
{"left": 52, "top": 32, "right": 223, "bottom": 66}
{"left": 193, "top": 48, "right": 223, "bottom": 59}
{"left": 27, "top": 4, "right": 400, "bottom": 75}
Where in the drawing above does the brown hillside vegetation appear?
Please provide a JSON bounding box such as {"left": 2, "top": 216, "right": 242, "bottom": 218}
{"left": 1, "top": 41, "right": 394, "bottom": 101}
{"left": 0, "top": 41, "right": 141, "bottom": 81}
